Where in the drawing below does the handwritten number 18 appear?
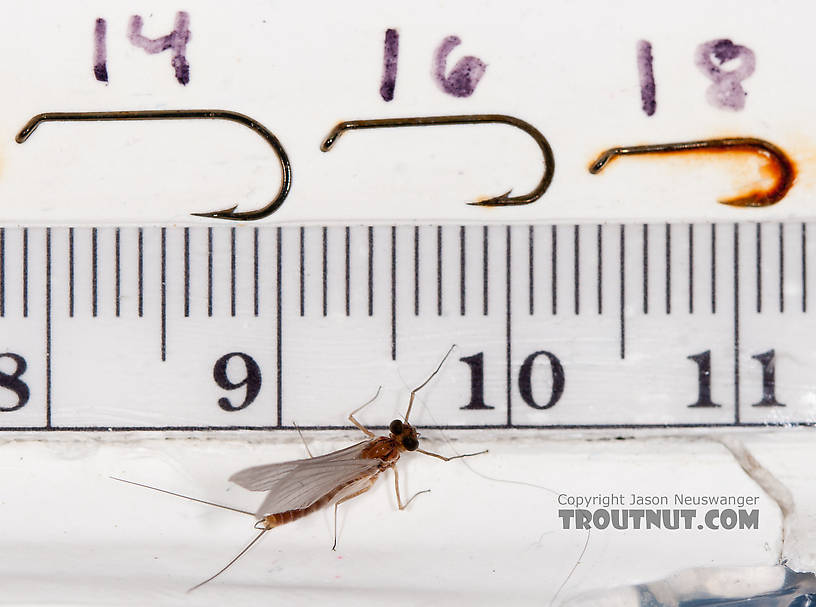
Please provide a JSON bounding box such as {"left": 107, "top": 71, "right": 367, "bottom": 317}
{"left": 638, "top": 38, "right": 756, "bottom": 115}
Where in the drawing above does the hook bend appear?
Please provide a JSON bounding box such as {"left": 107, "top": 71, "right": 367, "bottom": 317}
{"left": 16, "top": 109, "right": 292, "bottom": 220}
{"left": 321, "top": 114, "right": 554, "bottom": 206}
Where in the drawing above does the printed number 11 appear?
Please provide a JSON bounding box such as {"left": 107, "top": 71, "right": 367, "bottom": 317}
{"left": 687, "top": 349, "right": 784, "bottom": 408}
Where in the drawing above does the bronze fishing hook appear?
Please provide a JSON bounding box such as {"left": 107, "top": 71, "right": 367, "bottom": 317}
{"left": 15, "top": 109, "right": 292, "bottom": 220}
{"left": 321, "top": 114, "right": 554, "bottom": 206}
{"left": 589, "top": 138, "right": 795, "bottom": 207}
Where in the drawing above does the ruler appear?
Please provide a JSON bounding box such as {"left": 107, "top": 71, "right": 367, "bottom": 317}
{"left": 0, "top": 222, "right": 811, "bottom": 431}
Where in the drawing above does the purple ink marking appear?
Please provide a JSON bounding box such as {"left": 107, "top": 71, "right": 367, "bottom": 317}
{"left": 93, "top": 18, "right": 108, "bottom": 83}
{"left": 433, "top": 35, "right": 486, "bottom": 98}
{"left": 380, "top": 28, "right": 399, "bottom": 101}
{"left": 128, "top": 11, "right": 191, "bottom": 85}
{"left": 695, "top": 39, "right": 755, "bottom": 111}
{"left": 637, "top": 40, "right": 655, "bottom": 116}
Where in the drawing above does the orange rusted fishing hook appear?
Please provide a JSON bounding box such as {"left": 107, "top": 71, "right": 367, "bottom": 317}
{"left": 589, "top": 138, "right": 795, "bottom": 207}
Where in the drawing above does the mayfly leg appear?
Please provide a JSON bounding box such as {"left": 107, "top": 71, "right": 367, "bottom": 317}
{"left": 292, "top": 421, "right": 314, "bottom": 458}
{"left": 332, "top": 476, "right": 378, "bottom": 550}
{"left": 348, "top": 385, "right": 382, "bottom": 437}
{"left": 416, "top": 448, "right": 489, "bottom": 461}
{"left": 404, "top": 344, "right": 456, "bottom": 421}
{"left": 393, "top": 466, "right": 430, "bottom": 510}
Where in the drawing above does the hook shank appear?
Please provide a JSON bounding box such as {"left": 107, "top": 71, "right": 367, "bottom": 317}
{"left": 589, "top": 137, "right": 794, "bottom": 207}
{"left": 321, "top": 114, "right": 554, "bottom": 206}
{"left": 16, "top": 109, "right": 292, "bottom": 220}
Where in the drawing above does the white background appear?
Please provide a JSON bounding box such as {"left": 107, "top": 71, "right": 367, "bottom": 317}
{"left": 0, "top": 1, "right": 815, "bottom": 605}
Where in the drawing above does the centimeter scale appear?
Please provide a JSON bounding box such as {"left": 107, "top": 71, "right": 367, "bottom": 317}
{"left": 0, "top": 222, "right": 810, "bottom": 431}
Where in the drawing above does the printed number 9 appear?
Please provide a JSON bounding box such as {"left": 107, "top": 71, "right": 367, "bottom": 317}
{"left": 213, "top": 353, "right": 262, "bottom": 411}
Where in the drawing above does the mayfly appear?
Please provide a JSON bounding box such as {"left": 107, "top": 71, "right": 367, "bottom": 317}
{"left": 113, "top": 346, "right": 486, "bottom": 591}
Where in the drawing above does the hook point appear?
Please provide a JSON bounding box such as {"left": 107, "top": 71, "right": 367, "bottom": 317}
{"left": 467, "top": 189, "right": 516, "bottom": 206}
{"left": 191, "top": 204, "right": 240, "bottom": 219}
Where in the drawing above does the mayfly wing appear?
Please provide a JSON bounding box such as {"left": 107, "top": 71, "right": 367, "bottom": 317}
{"left": 254, "top": 466, "right": 382, "bottom": 520}
{"left": 229, "top": 439, "right": 384, "bottom": 517}
{"left": 229, "top": 440, "right": 372, "bottom": 490}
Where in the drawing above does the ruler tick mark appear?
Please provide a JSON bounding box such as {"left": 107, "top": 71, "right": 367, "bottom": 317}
{"left": 779, "top": 222, "right": 785, "bottom": 313}
{"left": 91, "top": 228, "right": 98, "bottom": 318}
{"left": 506, "top": 226, "right": 512, "bottom": 427}
{"left": 734, "top": 223, "right": 740, "bottom": 424}
{"left": 345, "top": 226, "right": 351, "bottom": 317}
{"left": 413, "top": 226, "right": 419, "bottom": 317}
{"left": 802, "top": 223, "right": 807, "bottom": 313}
{"left": 231, "top": 227, "right": 237, "bottom": 317}
{"left": 207, "top": 228, "right": 213, "bottom": 317}
{"left": 482, "top": 226, "right": 489, "bottom": 316}
{"left": 161, "top": 227, "right": 167, "bottom": 361}
{"left": 299, "top": 227, "right": 305, "bottom": 317}
{"left": 183, "top": 228, "right": 190, "bottom": 317}
{"left": 689, "top": 224, "right": 694, "bottom": 314}
{"left": 0, "top": 228, "right": 6, "bottom": 317}
{"left": 254, "top": 227, "right": 259, "bottom": 317}
{"left": 642, "top": 224, "right": 648, "bottom": 314}
{"left": 45, "top": 228, "right": 51, "bottom": 429}
{"left": 68, "top": 228, "right": 74, "bottom": 317}
{"left": 528, "top": 225, "right": 534, "bottom": 315}
{"left": 551, "top": 225, "right": 557, "bottom": 315}
{"left": 391, "top": 226, "right": 397, "bottom": 360}
{"left": 20, "top": 228, "right": 28, "bottom": 318}
{"left": 115, "top": 228, "right": 121, "bottom": 317}
{"left": 711, "top": 224, "right": 717, "bottom": 314}
{"left": 22, "top": 228, "right": 28, "bottom": 318}
{"left": 368, "top": 226, "right": 374, "bottom": 317}
{"left": 620, "top": 224, "right": 625, "bottom": 359}
{"left": 756, "top": 223, "right": 762, "bottom": 313}
{"left": 460, "top": 226, "right": 466, "bottom": 316}
{"left": 597, "top": 225, "right": 603, "bottom": 315}
{"left": 276, "top": 227, "right": 282, "bottom": 427}
{"left": 322, "top": 226, "right": 328, "bottom": 317}
{"left": 138, "top": 228, "right": 144, "bottom": 318}
{"left": 665, "top": 223, "right": 671, "bottom": 315}
{"left": 574, "top": 225, "right": 580, "bottom": 315}
{"left": 437, "top": 226, "right": 443, "bottom": 316}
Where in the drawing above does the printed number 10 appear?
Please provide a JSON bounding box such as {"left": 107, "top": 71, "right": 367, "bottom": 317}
{"left": 460, "top": 350, "right": 565, "bottom": 411}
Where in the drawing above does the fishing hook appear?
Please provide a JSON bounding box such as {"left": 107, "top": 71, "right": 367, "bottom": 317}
{"left": 15, "top": 109, "right": 292, "bottom": 220}
{"left": 589, "top": 138, "right": 795, "bottom": 207}
{"left": 321, "top": 114, "right": 554, "bottom": 206}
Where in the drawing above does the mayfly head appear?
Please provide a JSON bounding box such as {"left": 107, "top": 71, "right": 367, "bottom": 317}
{"left": 389, "top": 419, "right": 419, "bottom": 451}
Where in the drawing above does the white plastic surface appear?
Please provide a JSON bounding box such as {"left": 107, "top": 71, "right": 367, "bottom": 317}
{"left": 1, "top": 430, "right": 808, "bottom": 604}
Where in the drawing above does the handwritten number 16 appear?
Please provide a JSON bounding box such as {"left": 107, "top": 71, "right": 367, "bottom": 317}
{"left": 380, "top": 29, "right": 487, "bottom": 101}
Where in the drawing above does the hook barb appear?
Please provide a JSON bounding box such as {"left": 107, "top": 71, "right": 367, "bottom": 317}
{"left": 589, "top": 137, "right": 795, "bottom": 207}
{"left": 16, "top": 109, "right": 292, "bottom": 220}
{"left": 321, "top": 114, "right": 554, "bottom": 206}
